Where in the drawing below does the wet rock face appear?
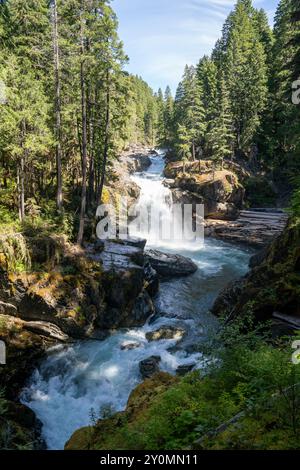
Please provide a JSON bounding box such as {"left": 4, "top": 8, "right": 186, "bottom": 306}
{"left": 145, "top": 249, "right": 197, "bottom": 278}
{"left": 126, "top": 154, "right": 152, "bottom": 173}
{"left": 87, "top": 239, "right": 157, "bottom": 329}
{"left": 0, "top": 236, "right": 157, "bottom": 340}
{"left": 145, "top": 326, "right": 186, "bottom": 342}
{"left": 22, "top": 321, "right": 69, "bottom": 342}
{"left": 139, "top": 355, "right": 161, "bottom": 379}
{"left": 144, "top": 260, "right": 159, "bottom": 297}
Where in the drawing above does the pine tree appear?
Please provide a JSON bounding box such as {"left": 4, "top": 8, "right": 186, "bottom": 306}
{"left": 0, "top": 58, "right": 52, "bottom": 220}
{"left": 50, "top": 0, "right": 63, "bottom": 212}
{"left": 0, "top": 0, "right": 52, "bottom": 220}
{"left": 174, "top": 65, "right": 205, "bottom": 162}
{"left": 225, "top": 0, "right": 268, "bottom": 154}
{"left": 207, "top": 77, "right": 234, "bottom": 167}
{"left": 197, "top": 56, "right": 218, "bottom": 124}
{"left": 290, "top": 0, "right": 300, "bottom": 79}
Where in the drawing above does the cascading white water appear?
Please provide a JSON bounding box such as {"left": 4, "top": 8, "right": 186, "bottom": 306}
{"left": 21, "top": 152, "right": 252, "bottom": 450}
{"left": 129, "top": 154, "right": 174, "bottom": 245}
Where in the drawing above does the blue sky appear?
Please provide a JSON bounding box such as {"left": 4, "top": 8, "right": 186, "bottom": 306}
{"left": 113, "top": 0, "right": 278, "bottom": 94}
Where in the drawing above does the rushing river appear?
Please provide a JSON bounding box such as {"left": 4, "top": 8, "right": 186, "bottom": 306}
{"left": 21, "top": 153, "right": 252, "bottom": 450}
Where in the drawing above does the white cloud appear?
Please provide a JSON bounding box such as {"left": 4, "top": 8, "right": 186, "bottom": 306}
{"left": 113, "top": 0, "right": 277, "bottom": 92}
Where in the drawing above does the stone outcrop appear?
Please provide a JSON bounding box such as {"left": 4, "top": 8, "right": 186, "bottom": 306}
{"left": 164, "top": 160, "right": 245, "bottom": 220}
{"left": 120, "top": 341, "right": 141, "bottom": 351}
{"left": 176, "top": 363, "right": 196, "bottom": 376}
{"left": 145, "top": 249, "right": 197, "bottom": 278}
{"left": 88, "top": 240, "right": 155, "bottom": 329}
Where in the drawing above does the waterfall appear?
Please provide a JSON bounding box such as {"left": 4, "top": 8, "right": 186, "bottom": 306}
{"left": 20, "top": 152, "right": 251, "bottom": 450}
{"left": 129, "top": 154, "right": 173, "bottom": 245}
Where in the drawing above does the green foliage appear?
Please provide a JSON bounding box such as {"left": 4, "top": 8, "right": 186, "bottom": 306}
{"left": 225, "top": 1, "right": 268, "bottom": 152}
{"left": 157, "top": 85, "right": 174, "bottom": 148}
{"left": 173, "top": 65, "right": 205, "bottom": 160}
{"left": 125, "top": 75, "right": 159, "bottom": 147}
{"left": 206, "top": 76, "right": 234, "bottom": 165}
{"left": 290, "top": 188, "right": 300, "bottom": 219}
{"left": 164, "top": 0, "right": 270, "bottom": 162}
{"left": 0, "top": 232, "right": 30, "bottom": 272}
{"left": 0, "top": 388, "right": 35, "bottom": 450}
{"left": 245, "top": 177, "right": 277, "bottom": 207}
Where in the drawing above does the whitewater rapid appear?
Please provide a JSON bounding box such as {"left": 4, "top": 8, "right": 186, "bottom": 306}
{"left": 21, "top": 153, "right": 252, "bottom": 450}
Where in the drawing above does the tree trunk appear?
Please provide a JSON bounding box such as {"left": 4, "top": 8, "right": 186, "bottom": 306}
{"left": 18, "top": 120, "right": 27, "bottom": 222}
{"left": 18, "top": 156, "right": 25, "bottom": 222}
{"left": 192, "top": 141, "right": 196, "bottom": 161}
{"left": 77, "top": 15, "right": 88, "bottom": 246}
{"left": 52, "top": 0, "right": 63, "bottom": 212}
{"left": 97, "top": 72, "right": 110, "bottom": 204}
{"left": 87, "top": 87, "right": 95, "bottom": 207}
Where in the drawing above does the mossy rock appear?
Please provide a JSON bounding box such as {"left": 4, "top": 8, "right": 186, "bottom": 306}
{"left": 65, "top": 372, "right": 178, "bottom": 450}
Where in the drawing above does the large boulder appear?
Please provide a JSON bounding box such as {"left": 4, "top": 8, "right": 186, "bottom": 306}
{"left": 120, "top": 341, "right": 141, "bottom": 351}
{"left": 176, "top": 363, "right": 196, "bottom": 376}
{"left": 145, "top": 249, "right": 197, "bottom": 278}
